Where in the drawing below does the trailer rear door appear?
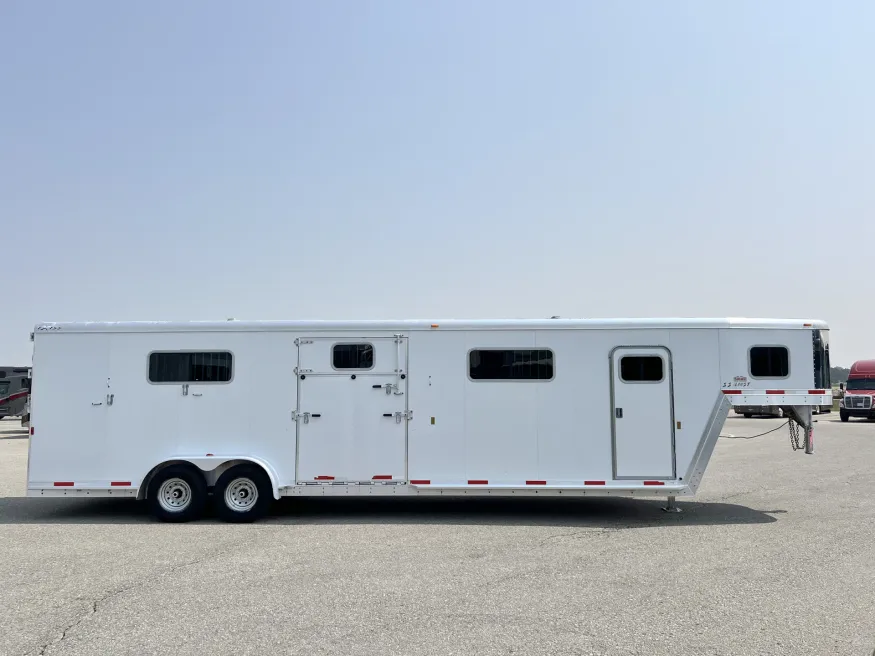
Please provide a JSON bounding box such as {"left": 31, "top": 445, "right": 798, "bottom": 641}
{"left": 295, "top": 336, "right": 408, "bottom": 483}
{"left": 610, "top": 346, "right": 675, "bottom": 479}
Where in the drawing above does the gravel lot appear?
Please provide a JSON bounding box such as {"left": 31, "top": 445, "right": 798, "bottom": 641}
{"left": 1, "top": 414, "right": 874, "bottom": 656}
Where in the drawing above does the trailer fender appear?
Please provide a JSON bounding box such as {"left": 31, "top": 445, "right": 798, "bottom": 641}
{"left": 137, "top": 456, "right": 281, "bottom": 501}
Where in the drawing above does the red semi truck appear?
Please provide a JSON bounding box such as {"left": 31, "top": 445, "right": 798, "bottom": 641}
{"left": 839, "top": 359, "right": 875, "bottom": 422}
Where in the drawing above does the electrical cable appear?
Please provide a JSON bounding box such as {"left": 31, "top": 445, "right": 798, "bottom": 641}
{"left": 720, "top": 420, "right": 790, "bottom": 439}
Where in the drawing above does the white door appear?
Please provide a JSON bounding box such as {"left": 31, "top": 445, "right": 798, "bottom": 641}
{"left": 29, "top": 334, "right": 110, "bottom": 485}
{"left": 296, "top": 336, "right": 408, "bottom": 483}
{"left": 611, "top": 346, "right": 675, "bottom": 480}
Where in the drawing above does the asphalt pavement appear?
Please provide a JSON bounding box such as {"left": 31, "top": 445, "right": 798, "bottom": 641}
{"left": 1, "top": 413, "right": 874, "bottom": 656}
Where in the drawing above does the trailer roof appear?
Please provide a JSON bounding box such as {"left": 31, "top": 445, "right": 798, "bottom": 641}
{"left": 33, "top": 317, "right": 829, "bottom": 334}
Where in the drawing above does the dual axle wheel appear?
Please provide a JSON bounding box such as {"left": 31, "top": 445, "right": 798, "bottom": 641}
{"left": 147, "top": 464, "right": 272, "bottom": 523}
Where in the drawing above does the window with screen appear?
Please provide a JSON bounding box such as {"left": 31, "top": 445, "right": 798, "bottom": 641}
{"left": 749, "top": 346, "right": 789, "bottom": 378}
{"left": 332, "top": 344, "right": 374, "bottom": 370}
{"left": 620, "top": 356, "right": 664, "bottom": 382}
{"left": 468, "top": 349, "right": 554, "bottom": 381}
{"left": 148, "top": 352, "right": 233, "bottom": 383}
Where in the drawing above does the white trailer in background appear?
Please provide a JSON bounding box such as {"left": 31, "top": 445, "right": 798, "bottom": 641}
{"left": 26, "top": 318, "right": 830, "bottom": 523}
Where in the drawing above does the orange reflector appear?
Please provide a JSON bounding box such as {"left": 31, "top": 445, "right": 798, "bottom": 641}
{"left": 430, "top": 324, "right": 439, "bottom": 328}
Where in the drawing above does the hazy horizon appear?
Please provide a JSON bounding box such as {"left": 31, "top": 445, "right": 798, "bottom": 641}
{"left": 3, "top": 1, "right": 873, "bottom": 366}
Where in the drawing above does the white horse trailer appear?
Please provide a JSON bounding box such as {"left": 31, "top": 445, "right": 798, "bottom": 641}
{"left": 26, "top": 318, "right": 830, "bottom": 523}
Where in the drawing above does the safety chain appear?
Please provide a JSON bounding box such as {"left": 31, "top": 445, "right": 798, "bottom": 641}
{"left": 788, "top": 418, "right": 804, "bottom": 451}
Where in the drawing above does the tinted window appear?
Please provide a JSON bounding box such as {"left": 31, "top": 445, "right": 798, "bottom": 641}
{"left": 332, "top": 344, "right": 374, "bottom": 369}
{"left": 469, "top": 349, "right": 554, "bottom": 380}
{"left": 148, "top": 352, "right": 232, "bottom": 383}
{"left": 749, "top": 346, "right": 789, "bottom": 378}
{"left": 620, "top": 356, "right": 664, "bottom": 382}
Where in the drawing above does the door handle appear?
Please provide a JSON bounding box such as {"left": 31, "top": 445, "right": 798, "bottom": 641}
{"left": 92, "top": 402, "right": 103, "bottom": 406}
{"left": 192, "top": 393, "right": 202, "bottom": 397}
{"left": 615, "top": 408, "right": 623, "bottom": 419}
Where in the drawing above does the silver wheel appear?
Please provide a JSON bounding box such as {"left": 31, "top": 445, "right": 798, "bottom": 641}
{"left": 158, "top": 478, "right": 192, "bottom": 513}
{"left": 224, "top": 477, "right": 259, "bottom": 512}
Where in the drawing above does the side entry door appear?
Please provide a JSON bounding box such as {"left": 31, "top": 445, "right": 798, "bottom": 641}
{"left": 610, "top": 346, "right": 675, "bottom": 480}
{"left": 296, "top": 336, "right": 408, "bottom": 483}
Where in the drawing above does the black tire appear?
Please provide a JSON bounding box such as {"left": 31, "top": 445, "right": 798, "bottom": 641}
{"left": 214, "top": 464, "right": 272, "bottom": 523}
{"left": 743, "top": 413, "right": 752, "bottom": 419}
{"left": 840, "top": 411, "right": 849, "bottom": 423}
{"left": 147, "top": 465, "right": 208, "bottom": 523}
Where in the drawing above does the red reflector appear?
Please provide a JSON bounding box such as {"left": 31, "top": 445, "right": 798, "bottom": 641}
{"left": 643, "top": 481, "right": 665, "bottom": 486}
{"left": 468, "top": 479, "right": 488, "bottom": 485}
{"left": 315, "top": 475, "right": 334, "bottom": 481}
{"left": 205, "top": 453, "right": 214, "bottom": 457}
{"left": 410, "top": 479, "right": 431, "bottom": 485}
{"left": 809, "top": 389, "right": 828, "bottom": 395}
{"left": 372, "top": 475, "right": 392, "bottom": 480}
{"left": 766, "top": 390, "right": 785, "bottom": 395}
{"left": 30, "top": 426, "right": 34, "bottom": 435}
{"left": 585, "top": 480, "right": 606, "bottom": 485}
{"left": 110, "top": 481, "right": 131, "bottom": 487}
{"left": 722, "top": 390, "right": 742, "bottom": 394}
{"left": 53, "top": 482, "right": 74, "bottom": 487}
{"left": 525, "top": 480, "right": 547, "bottom": 485}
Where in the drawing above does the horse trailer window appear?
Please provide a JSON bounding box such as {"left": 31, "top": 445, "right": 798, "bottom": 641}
{"left": 749, "top": 346, "right": 789, "bottom": 378}
{"left": 332, "top": 344, "right": 374, "bottom": 370}
{"left": 620, "top": 356, "right": 664, "bottom": 382}
{"left": 148, "top": 352, "right": 233, "bottom": 383}
{"left": 468, "top": 349, "right": 554, "bottom": 381}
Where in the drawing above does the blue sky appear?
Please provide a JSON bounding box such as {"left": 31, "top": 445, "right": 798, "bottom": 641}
{"left": 2, "top": 1, "right": 873, "bottom": 365}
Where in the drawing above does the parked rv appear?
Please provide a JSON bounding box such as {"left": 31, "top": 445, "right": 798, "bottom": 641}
{"left": 839, "top": 359, "right": 875, "bottom": 422}
{"left": 26, "top": 318, "right": 829, "bottom": 523}
{"left": 0, "top": 366, "right": 31, "bottom": 420}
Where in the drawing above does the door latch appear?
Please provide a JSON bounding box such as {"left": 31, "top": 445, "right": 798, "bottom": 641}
{"left": 615, "top": 408, "right": 623, "bottom": 419}
{"left": 106, "top": 393, "right": 114, "bottom": 406}
{"left": 383, "top": 411, "right": 413, "bottom": 423}
{"left": 292, "top": 411, "right": 320, "bottom": 424}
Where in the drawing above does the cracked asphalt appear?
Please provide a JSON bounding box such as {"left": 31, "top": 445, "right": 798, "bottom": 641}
{"left": 2, "top": 414, "right": 875, "bottom": 656}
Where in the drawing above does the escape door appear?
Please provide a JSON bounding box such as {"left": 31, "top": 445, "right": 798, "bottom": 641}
{"left": 610, "top": 346, "right": 675, "bottom": 480}
{"left": 295, "top": 336, "right": 409, "bottom": 483}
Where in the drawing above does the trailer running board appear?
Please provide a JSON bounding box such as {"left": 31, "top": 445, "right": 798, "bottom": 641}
{"left": 278, "top": 483, "right": 690, "bottom": 497}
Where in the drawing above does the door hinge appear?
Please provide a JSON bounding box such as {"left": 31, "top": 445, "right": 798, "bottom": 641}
{"left": 295, "top": 338, "right": 314, "bottom": 346}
